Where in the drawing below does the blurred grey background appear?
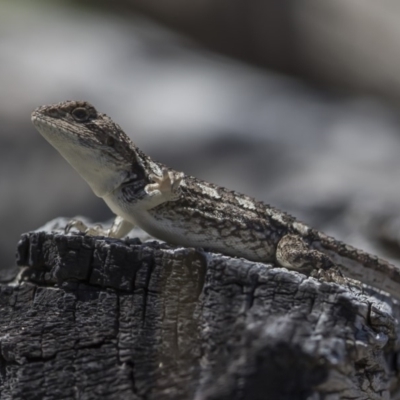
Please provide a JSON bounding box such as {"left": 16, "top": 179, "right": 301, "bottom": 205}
{"left": 3, "top": 0, "right": 400, "bottom": 274}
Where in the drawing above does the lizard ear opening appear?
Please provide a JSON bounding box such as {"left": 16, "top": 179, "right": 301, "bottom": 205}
{"left": 105, "top": 136, "right": 115, "bottom": 147}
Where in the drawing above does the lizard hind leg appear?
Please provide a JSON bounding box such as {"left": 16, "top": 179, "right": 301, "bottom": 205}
{"left": 276, "top": 234, "right": 335, "bottom": 273}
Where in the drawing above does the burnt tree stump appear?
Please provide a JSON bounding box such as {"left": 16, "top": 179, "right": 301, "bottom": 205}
{"left": 0, "top": 230, "right": 399, "bottom": 399}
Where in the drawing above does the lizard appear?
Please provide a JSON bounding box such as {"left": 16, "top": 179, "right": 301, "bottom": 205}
{"left": 31, "top": 100, "right": 400, "bottom": 299}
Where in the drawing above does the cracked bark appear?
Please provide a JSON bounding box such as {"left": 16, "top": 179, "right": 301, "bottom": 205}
{"left": 0, "top": 231, "right": 399, "bottom": 399}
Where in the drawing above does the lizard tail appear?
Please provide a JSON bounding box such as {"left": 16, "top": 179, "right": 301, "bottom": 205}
{"left": 313, "top": 229, "right": 400, "bottom": 299}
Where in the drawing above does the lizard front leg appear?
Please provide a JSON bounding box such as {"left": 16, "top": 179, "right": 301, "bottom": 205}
{"left": 144, "top": 169, "right": 184, "bottom": 208}
{"left": 66, "top": 169, "right": 184, "bottom": 238}
{"left": 65, "top": 216, "right": 134, "bottom": 239}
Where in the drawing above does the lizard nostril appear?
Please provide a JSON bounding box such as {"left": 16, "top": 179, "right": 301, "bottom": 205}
{"left": 47, "top": 108, "right": 59, "bottom": 118}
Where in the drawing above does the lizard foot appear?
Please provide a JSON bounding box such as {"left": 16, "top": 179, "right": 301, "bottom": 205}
{"left": 145, "top": 169, "right": 184, "bottom": 202}
{"left": 312, "top": 267, "right": 363, "bottom": 293}
{"left": 311, "top": 266, "right": 343, "bottom": 283}
{"left": 65, "top": 216, "right": 134, "bottom": 239}
{"left": 65, "top": 219, "right": 108, "bottom": 236}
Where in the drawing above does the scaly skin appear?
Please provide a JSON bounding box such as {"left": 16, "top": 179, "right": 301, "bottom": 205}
{"left": 31, "top": 100, "right": 400, "bottom": 299}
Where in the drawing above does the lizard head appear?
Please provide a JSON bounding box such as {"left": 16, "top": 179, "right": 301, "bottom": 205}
{"left": 31, "top": 100, "right": 140, "bottom": 197}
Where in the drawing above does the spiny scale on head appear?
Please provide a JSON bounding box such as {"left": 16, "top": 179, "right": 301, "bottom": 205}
{"left": 33, "top": 100, "right": 140, "bottom": 164}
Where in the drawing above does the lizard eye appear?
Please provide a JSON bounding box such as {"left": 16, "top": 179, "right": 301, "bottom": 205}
{"left": 105, "top": 136, "right": 115, "bottom": 146}
{"left": 72, "top": 107, "right": 89, "bottom": 122}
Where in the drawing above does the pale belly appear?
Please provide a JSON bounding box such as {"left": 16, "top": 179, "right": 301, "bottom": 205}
{"left": 104, "top": 194, "right": 276, "bottom": 262}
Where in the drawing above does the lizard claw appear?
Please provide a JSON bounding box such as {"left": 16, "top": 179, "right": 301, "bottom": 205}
{"left": 145, "top": 169, "right": 184, "bottom": 201}
{"left": 65, "top": 219, "right": 107, "bottom": 236}
{"left": 65, "top": 219, "right": 87, "bottom": 234}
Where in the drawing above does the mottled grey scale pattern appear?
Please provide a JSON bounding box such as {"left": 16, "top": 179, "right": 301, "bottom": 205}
{"left": 120, "top": 178, "right": 147, "bottom": 202}
{"left": 31, "top": 100, "right": 400, "bottom": 300}
{"left": 34, "top": 100, "right": 139, "bottom": 165}
{"left": 149, "top": 173, "right": 302, "bottom": 259}
{"left": 313, "top": 230, "right": 400, "bottom": 283}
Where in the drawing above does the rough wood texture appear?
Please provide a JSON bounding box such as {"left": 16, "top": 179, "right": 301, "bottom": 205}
{"left": 0, "top": 231, "right": 399, "bottom": 399}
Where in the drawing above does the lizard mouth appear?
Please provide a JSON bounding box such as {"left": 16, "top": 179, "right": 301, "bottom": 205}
{"left": 31, "top": 111, "right": 55, "bottom": 133}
